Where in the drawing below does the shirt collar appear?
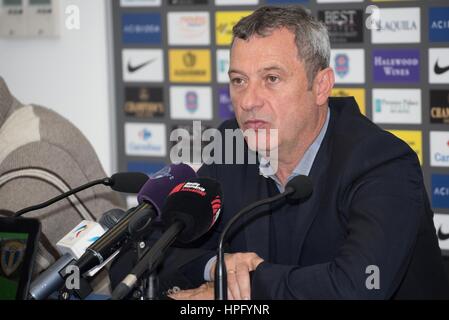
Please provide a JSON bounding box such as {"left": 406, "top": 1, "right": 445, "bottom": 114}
{"left": 259, "top": 107, "right": 330, "bottom": 191}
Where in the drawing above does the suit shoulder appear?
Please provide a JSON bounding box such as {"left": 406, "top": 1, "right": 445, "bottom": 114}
{"left": 329, "top": 98, "right": 414, "bottom": 161}
{"left": 327, "top": 100, "right": 420, "bottom": 183}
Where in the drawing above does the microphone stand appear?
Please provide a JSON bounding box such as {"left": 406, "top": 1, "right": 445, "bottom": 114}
{"left": 214, "top": 191, "right": 293, "bottom": 300}
{"left": 145, "top": 272, "right": 159, "bottom": 300}
{"left": 130, "top": 233, "right": 159, "bottom": 300}
{"left": 215, "top": 174, "right": 313, "bottom": 300}
{"left": 111, "top": 221, "right": 184, "bottom": 300}
{"left": 14, "top": 178, "right": 111, "bottom": 217}
{"left": 14, "top": 172, "right": 148, "bottom": 217}
{"left": 129, "top": 210, "right": 162, "bottom": 300}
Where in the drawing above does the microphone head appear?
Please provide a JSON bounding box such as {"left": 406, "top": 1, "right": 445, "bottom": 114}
{"left": 109, "top": 172, "right": 149, "bottom": 193}
{"left": 137, "top": 163, "right": 197, "bottom": 216}
{"left": 98, "top": 208, "right": 126, "bottom": 230}
{"left": 285, "top": 175, "right": 313, "bottom": 202}
{"left": 161, "top": 177, "right": 222, "bottom": 244}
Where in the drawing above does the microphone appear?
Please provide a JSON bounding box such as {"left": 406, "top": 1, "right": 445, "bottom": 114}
{"left": 111, "top": 177, "right": 222, "bottom": 300}
{"left": 215, "top": 175, "right": 313, "bottom": 300}
{"left": 14, "top": 172, "right": 149, "bottom": 217}
{"left": 29, "top": 208, "right": 126, "bottom": 300}
{"left": 73, "top": 163, "right": 197, "bottom": 277}
{"left": 99, "top": 208, "right": 128, "bottom": 230}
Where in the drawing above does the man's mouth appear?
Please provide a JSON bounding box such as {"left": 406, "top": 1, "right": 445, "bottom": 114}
{"left": 243, "top": 120, "right": 269, "bottom": 130}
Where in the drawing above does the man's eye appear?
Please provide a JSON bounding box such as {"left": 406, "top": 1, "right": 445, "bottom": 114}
{"left": 267, "top": 75, "right": 279, "bottom": 83}
{"left": 231, "top": 78, "right": 244, "bottom": 85}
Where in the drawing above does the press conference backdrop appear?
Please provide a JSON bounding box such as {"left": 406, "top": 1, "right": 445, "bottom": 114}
{"left": 110, "top": 0, "right": 449, "bottom": 253}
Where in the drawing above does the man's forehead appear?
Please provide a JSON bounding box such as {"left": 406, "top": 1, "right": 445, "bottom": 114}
{"left": 231, "top": 27, "right": 296, "bottom": 47}
{"left": 230, "top": 30, "right": 297, "bottom": 60}
{"left": 229, "top": 32, "right": 301, "bottom": 74}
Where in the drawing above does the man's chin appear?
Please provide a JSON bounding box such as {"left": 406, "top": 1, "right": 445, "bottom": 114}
{"left": 245, "top": 138, "right": 278, "bottom": 156}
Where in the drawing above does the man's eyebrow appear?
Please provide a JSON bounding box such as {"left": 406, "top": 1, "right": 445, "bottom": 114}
{"left": 228, "top": 68, "right": 245, "bottom": 76}
{"left": 228, "top": 66, "right": 286, "bottom": 76}
{"left": 261, "top": 66, "right": 284, "bottom": 72}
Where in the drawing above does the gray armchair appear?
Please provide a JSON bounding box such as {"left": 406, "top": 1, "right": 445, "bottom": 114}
{"left": 0, "top": 77, "right": 125, "bottom": 295}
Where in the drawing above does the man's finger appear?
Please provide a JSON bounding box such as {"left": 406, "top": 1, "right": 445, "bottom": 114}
{"left": 227, "top": 269, "right": 241, "bottom": 300}
{"left": 227, "top": 288, "right": 234, "bottom": 300}
{"left": 169, "top": 289, "right": 197, "bottom": 300}
{"left": 169, "top": 283, "right": 214, "bottom": 300}
{"left": 235, "top": 263, "right": 251, "bottom": 300}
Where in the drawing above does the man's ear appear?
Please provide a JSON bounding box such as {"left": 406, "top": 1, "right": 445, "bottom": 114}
{"left": 312, "top": 67, "right": 335, "bottom": 106}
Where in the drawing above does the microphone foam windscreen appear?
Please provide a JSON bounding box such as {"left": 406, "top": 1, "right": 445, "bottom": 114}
{"left": 99, "top": 209, "right": 126, "bottom": 231}
{"left": 110, "top": 172, "right": 149, "bottom": 193}
{"left": 137, "top": 163, "right": 197, "bottom": 216}
{"left": 161, "top": 177, "right": 222, "bottom": 244}
{"left": 285, "top": 175, "right": 313, "bottom": 202}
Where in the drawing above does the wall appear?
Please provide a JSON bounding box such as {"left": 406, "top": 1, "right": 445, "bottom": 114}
{"left": 0, "top": 0, "right": 115, "bottom": 175}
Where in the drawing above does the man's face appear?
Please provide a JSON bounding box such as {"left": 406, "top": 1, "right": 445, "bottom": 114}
{"left": 229, "top": 27, "right": 321, "bottom": 155}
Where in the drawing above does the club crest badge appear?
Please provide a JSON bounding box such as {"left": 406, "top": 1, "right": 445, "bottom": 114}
{"left": 1, "top": 240, "right": 26, "bottom": 277}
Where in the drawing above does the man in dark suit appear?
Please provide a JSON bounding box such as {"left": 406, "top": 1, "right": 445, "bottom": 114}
{"left": 170, "top": 5, "right": 449, "bottom": 299}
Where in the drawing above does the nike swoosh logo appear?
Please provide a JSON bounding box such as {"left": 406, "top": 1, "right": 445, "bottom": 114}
{"left": 127, "top": 58, "right": 157, "bottom": 73}
{"left": 434, "top": 60, "right": 449, "bottom": 75}
{"left": 438, "top": 225, "right": 449, "bottom": 241}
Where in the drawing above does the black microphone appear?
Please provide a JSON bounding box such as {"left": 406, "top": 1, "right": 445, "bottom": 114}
{"left": 111, "top": 177, "right": 222, "bottom": 300}
{"left": 14, "top": 172, "right": 149, "bottom": 217}
{"left": 72, "top": 163, "right": 197, "bottom": 277}
{"left": 99, "top": 208, "right": 128, "bottom": 230}
{"left": 215, "top": 175, "right": 313, "bottom": 300}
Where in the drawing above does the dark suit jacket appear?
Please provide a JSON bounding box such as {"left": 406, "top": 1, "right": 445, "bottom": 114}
{"left": 180, "top": 96, "right": 449, "bottom": 300}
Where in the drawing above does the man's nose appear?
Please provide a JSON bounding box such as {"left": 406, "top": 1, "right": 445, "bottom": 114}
{"left": 239, "top": 83, "right": 264, "bottom": 112}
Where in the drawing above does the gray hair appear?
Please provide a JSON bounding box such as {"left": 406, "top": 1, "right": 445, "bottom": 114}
{"left": 232, "top": 5, "right": 331, "bottom": 90}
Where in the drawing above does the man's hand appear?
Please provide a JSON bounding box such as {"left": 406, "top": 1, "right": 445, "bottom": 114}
{"left": 169, "top": 252, "right": 264, "bottom": 300}
{"left": 211, "top": 252, "right": 264, "bottom": 300}
{"left": 168, "top": 281, "right": 214, "bottom": 300}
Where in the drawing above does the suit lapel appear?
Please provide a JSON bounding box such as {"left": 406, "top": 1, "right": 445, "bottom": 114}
{"left": 242, "top": 164, "right": 271, "bottom": 261}
{"left": 289, "top": 107, "right": 335, "bottom": 264}
{"left": 289, "top": 168, "right": 328, "bottom": 264}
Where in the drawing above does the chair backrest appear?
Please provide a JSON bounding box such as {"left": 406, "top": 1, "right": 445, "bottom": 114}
{"left": 0, "top": 79, "right": 125, "bottom": 280}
